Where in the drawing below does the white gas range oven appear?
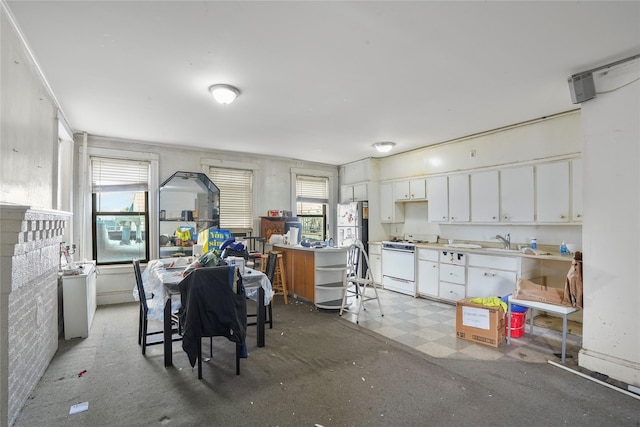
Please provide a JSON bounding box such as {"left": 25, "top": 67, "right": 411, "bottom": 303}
{"left": 381, "top": 234, "right": 437, "bottom": 296}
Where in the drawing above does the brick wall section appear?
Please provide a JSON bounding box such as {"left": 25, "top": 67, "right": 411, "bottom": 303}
{"left": 0, "top": 205, "right": 68, "bottom": 427}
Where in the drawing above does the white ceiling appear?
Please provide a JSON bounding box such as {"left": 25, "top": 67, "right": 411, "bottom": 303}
{"left": 5, "top": 1, "right": 640, "bottom": 166}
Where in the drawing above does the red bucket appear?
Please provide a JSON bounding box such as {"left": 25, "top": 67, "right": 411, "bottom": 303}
{"left": 507, "top": 311, "right": 527, "bottom": 338}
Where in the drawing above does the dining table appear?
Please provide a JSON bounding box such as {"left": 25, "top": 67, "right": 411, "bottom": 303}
{"left": 146, "top": 259, "right": 273, "bottom": 367}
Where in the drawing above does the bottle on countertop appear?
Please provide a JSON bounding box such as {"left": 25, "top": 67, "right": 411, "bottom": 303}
{"left": 560, "top": 240, "right": 568, "bottom": 256}
{"left": 530, "top": 238, "right": 537, "bottom": 250}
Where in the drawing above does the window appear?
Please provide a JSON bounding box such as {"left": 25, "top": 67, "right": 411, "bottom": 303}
{"left": 296, "top": 175, "right": 329, "bottom": 242}
{"left": 91, "top": 158, "right": 150, "bottom": 264}
{"left": 208, "top": 167, "right": 253, "bottom": 232}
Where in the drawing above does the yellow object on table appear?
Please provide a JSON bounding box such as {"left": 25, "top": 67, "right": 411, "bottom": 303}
{"left": 470, "top": 296, "right": 507, "bottom": 312}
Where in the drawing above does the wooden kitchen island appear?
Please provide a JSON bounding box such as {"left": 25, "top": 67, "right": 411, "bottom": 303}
{"left": 273, "top": 244, "right": 349, "bottom": 309}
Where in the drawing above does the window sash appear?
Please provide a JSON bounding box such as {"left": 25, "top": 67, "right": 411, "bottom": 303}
{"left": 91, "top": 157, "right": 151, "bottom": 265}
{"left": 208, "top": 167, "right": 253, "bottom": 229}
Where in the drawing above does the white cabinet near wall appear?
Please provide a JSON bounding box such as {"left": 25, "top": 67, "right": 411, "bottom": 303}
{"left": 426, "top": 176, "right": 448, "bottom": 222}
{"left": 536, "top": 161, "right": 570, "bottom": 223}
{"left": 571, "top": 158, "right": 583, "bottom": 222}
{"left": 417, "top": 248, "right": 439, "bottom": 297}
{"left": 448, "top": 174, "right": 470, "bottom": 222}
{"left": 380, "top": 182, "right": 404, "bottom": 223}
{"left": 368, "top": 243, "right": 382, "bottom": 284}
{"left": 340, "top": 183, "right": 368, "bottom": 203}
{"left": 62, "top": 262, "right": 97, "bottom": 340}
{"left": 470, "top": 170, "right": 499, "bottom": 222}
{"left": 500, "top": 166, "right": 534, "bottom": 222}
{"left": 394, "top": 179, "right": 427, "bottom": 201}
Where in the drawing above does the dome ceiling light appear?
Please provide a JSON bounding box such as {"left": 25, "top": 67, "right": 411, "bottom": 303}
{"left": 208, "top": 84, "right": 240, "bottom": 105}
{"left": 372, "top": 141, "right": 396, "bottom": 153}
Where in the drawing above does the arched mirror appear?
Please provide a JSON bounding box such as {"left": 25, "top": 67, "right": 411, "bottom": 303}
{"left": 159, "top": 171, "right": 220, "bottom": 258}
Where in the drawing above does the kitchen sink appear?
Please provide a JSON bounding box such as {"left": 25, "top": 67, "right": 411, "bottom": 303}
{"left": 484, "top": 248, "right": 521, "bottom": 253}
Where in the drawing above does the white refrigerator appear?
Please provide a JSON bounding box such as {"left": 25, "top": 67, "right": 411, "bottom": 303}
{"left": 336, "top": 201, "right": 368, "bottom": 248}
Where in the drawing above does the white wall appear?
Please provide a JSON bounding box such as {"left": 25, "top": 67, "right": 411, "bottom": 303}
{"left": 0, "top": 8, "right": 68, "bottom": 426}
{"left": 78, "top": 135, "right": 339, "bottom": 305}
{"left": 578, "top": 59, "right": 640, "bottom": 386}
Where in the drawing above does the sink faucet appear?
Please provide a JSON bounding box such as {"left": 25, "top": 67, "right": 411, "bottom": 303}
{"left": 496, "top": 233, "right": 511, "bottom": 249}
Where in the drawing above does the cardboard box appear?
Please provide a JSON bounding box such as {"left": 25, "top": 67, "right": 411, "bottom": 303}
{"left": 514, "top": 278, "right": 569, "bottom": 306}
{"left": 456, "top": 299, "right": 506, "bottom": 348}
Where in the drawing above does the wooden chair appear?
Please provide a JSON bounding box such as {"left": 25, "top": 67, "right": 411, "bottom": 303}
{"left": 133, "top": 259, "right": 180, "bottom": 354}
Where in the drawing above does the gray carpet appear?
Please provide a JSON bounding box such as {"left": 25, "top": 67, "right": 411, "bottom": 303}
{"left": 14, "top": 299, "right": 639, "bottom": 426}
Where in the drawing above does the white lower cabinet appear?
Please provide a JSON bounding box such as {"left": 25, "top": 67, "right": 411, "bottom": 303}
{"left": 417, "top": 248, "right": 439, "bottom": 297}
{"left": 438, "top": 251, "right": 466, "bottom": 302}
{"left": 368, "top": 243, "right": 382, "bottom": 284}
{"left": 62, "top": 263, "right": 97, "bottom": 340}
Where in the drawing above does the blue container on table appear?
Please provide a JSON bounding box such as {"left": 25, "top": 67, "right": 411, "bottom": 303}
{"left": 501, "top": 294, "right": 529, "bottom": 313}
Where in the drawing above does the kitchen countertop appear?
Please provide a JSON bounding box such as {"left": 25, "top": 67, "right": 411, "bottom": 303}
{"left": 372, "top": 241, "right": 574, "bottom": 262}
{"left": 273, "top": 244, "right": 348, "bottom": 253}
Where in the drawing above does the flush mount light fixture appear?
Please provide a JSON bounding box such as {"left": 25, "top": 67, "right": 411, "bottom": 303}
{"left": 208, "top": 84, "right": 240, "bottom": 105}
{"left": 372, "top": 141, "right": 396, "bottom": 153}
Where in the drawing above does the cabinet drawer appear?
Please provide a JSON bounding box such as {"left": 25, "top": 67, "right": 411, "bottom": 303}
{"left": 439, "top": 281, "right": 465, "bottom": 302}
{"left": 439, "top": 251, "right": 466, "bottom": 266}
{"left": 440, "top": 263, "right": 465, "bottom": 284}
{"left": 467, "top": 253, "right": 518, "bottom": 271}
{"left": 418, "top": 248, "right": 438, "bottom": 262}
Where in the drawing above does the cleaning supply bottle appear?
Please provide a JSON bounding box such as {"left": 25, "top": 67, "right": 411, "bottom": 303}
{"left": 560, "top": 240, "right": 568, "bottom": 256}
{"left": 530, "top": 238, "right": 537, "bottom": 250}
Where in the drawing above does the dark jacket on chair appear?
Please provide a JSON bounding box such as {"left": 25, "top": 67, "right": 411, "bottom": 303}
{"left": 178, "top": 266, "right": 247, "bottom": 367}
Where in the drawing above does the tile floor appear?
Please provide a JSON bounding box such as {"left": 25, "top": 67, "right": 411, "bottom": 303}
{"left": 338, "top": 286, "right": 583, "bottom": 365}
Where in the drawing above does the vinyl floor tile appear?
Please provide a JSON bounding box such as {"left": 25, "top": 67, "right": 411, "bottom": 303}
{"left": 341, "top": 288, "right": 582, "bottom": 365}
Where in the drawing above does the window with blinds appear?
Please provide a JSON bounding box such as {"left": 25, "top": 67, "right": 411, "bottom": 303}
{"left": 296, "top": 175, "right": 329, "bottom": 242}
{"left": 208, "top": 167, "right": 253, "bottom": 230}
{"left": 91, "top": 158, "right": 150, "bottom": 264}
{"left": 296, "top": 175, "right": 329, "bottom": 203}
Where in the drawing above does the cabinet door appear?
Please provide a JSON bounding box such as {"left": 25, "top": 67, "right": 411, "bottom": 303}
{"left": 352, "top": 183, "right": 368, "bottom": 201}
{"left": 448, "top": 174, "right": 470, "bottom": 222}
{"left": 571, "top": 158, "right": 583, "bottom": 222}
{"left": 467, "top": 266, "right": 517, "bottom": 299}
{"left": 369, "top": 253, "right": 382, "bottom": 284}
{"left": 536, "top": 161, "right": 570, "bottom": 222}
{"left": 393, "top": 181, "right": 411, "bottom": 201}
{"left": 471, "top": 170, "right": 499, "bottom": 222}
{"left": 380, "top": 182, "right": 404, "bottom": 223}
{"left": 410, "top": 179, "right": 427, "bottom": 200}
{"left": 339, "top": 185, "right": 353, "bottom": 203}
{"left": 418, "top": 260, "right": 439, "bottom": 297}
{"left": 427, "top": 176, "right": 449, "bottom": 222}
{"left": 500, "top": 166, "right": 534, "bottom": 222}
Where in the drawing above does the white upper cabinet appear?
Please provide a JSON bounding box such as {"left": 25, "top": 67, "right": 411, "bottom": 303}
{"left": 380, "top": 182, "right": 404, "bottom": 223}
{"left": 571, "top": 158, "right": 583, "bottom": 222}
{"left": 500, "top": 166, "right": 534, "bottom": 222}
{"left": 340, "top": 183, "right": 368, "bottom": 203}
{"left": 470, "top": 170, "right": 499, "bottom": 222}
{"left": 536, "top": 161, "right": 569, "bottom": 222}
{"left": 394, "top": 179, "right": 427, "bottom": 201}
{"left": 448, "top": 174, "right": 470, "bottom": 222}
{"left": 427, "top": 176, "right": 449, "bottom": 222}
